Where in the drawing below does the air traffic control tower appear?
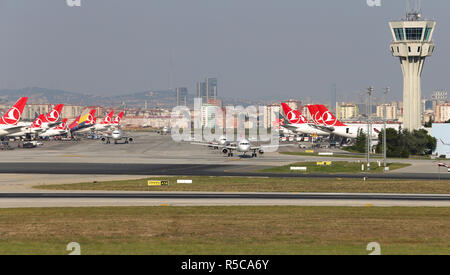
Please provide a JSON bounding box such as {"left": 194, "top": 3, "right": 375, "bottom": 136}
{"left": 389, "top": 11, "right": 436, "bottom": 130}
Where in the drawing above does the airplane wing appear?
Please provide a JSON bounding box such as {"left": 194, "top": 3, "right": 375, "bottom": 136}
{"left": 4, "top": 126, "right": 24, "bottom": 134}
{"left": 309, "top": 124, "right": 334, "bottom": 133}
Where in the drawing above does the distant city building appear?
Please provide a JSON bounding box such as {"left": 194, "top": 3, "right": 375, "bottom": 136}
{"left": 337, "top": 104, "right": 358, "bottom": 120}
{"left": 196, "top": 81, "right": 207, "bottom": 102}
{"left": 436, "top": 103, "right": 450, "bottom": 122}
{"left": 197, "top": 77, "right": 218, "bottom": 103}
{"left": 206, "top": 78, "right": 218, "bottom": 101}
{"left": 176, "top": 87, "right": 188, "bottom": 106}
{"left": 376, "top": 104, "right": 398, "bottom": 120}
{"left": 432, "top": 90, "right": 448, "bottom": 101}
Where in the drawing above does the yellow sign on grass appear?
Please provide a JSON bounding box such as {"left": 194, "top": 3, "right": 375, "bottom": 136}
{"left": 148, "top": 180, "right": 169, "bottom": 186}
{"left": 305, "top": 150, "right": 314, "bottom": 153}
{"left": 317, "top": 161, "right": 332, "bottom": 166}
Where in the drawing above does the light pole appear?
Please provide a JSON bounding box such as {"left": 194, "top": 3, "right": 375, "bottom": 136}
{"left": 366, "top": 86, "right": 374, "bottom": 172}
{"left": 383, "top": 87, "right": 390, "bottom": 169}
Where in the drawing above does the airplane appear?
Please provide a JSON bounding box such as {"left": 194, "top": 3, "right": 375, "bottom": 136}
{"left": 440, "top": 139, "right": 450, "bottom": 146}
{"left": 191, "top": 135, "right": 231, "bottom": 149}
{"left": 39, "top": 118, "right": 69, "bottom": 138}
{"left": 93, "top": 111, "right": 114, "bottom": 131}
{"left": 0, "top": 97, "right": 29, "bottom": 137}
{"left": 307, "top": 104, "right": 401, "bottom": 140}
{"left": 100, "top": 128, "right": 134, "bottom": 144}
{"left": 69, "top": 109, "right": 97, "bottom": 134}
{"left": 280, "top": 103, "right": 330, "bottom": 136}
{"left": 110, "top": 112, "right": 124, "bottom": 129}
{"left": 8, "top": 114, "right": 46, "bottom": 139}
{"left": 220, "top": 138, "right": 295, "bottom": 158}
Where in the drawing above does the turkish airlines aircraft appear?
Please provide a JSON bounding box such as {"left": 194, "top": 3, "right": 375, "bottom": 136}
{"left": 8, "top": 114, "right": 46, "bottom": 138}
{"left": 0, "top": 97, "right": 28, "bottom": 137}
{"left": 101, "top": 128, "right": 134, "bottom": 144}
{"left": 93, "top": 111, "right": 114, "bottom": 131}
{"left": 110, "top": 112, "right": 124, "bottom": 129}
{"left": 40, "top": 119, "right": 69, "bottom": 138}
{"left": 280, "top": 103, "right": 329, "bottom": 136}
{"left": 41, "top": 104, "right": 64, "bottom": 130}
{"left": 220, "top": 138, "right": 295, "bottom": 158}
{"left": 308, "top": 105, "right": 401, "bottom": 139}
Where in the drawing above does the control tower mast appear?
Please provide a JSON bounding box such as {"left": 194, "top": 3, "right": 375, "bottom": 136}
{"left": 389, "top": 0, "right": 436, "bottom": 130}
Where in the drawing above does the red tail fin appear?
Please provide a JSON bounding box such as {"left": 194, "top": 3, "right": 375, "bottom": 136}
{"left": 56, "top": 118, "right": 68, "bottom": 130}
{"left": 307, "top": 105, "right": 324, "bottom": 124}
{"left": 68, "top": 115, "right": 81, "bottom": 130}
{"left": 316, "top": 105, "right": 346, "bottom": 127}
{"left": 45, "top": 104, "right": 64, "bottom": 123}
{"left": 31, "top": 114, "right": 45, "bottom": 128}
{"left": 102, "top": 111, "right": 114, "bottom": 124}
{"left": 86, "top": 109, "right": 97, "bottom": 124}
{"left": 281, "top": 103, "right": 307, "bottom": 124}
{"left": 113, "top": 112, "right": 124, "bottom": 124}
{"left": 0, "top": 97, "right": 28, "bottom": 125}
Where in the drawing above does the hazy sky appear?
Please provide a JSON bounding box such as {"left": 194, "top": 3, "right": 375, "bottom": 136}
{"left": 0, "top": 0, "right": 449, "bottom": 103}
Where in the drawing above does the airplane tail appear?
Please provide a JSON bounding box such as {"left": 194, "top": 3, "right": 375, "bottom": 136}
{"left": 31, "top": 114, "right": 45, "bottom": 128}
{"left": 68, "top": 115, "right": 81, "bottom": 131}
{"left": 281, "top": 103, "right": 308, "bottom": 124}
{"left": 0, "top": 97, "right": 28, "bottom": 125}
{"left": 55, "top": 118, "right": 68, "bottom": 130}
{"left": 315, "top": 105, "right": 346, "bottom": 127}
{"left": 307, "top": 105, "right": 324, "bottom": 125}
{"left": 113, "top": 111, "right": 124, "bottom": 125}
{"left": 102, "top": 111, "right": 114, "bottom": 124}
{"left": 86, "top": 109, "right": 97, "bottom": 125}
{"left": 44, "top": 104, "right": 64, "bottom": 123}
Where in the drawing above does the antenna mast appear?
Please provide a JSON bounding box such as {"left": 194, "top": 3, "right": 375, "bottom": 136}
{"left": 406, "top": 0, "right": 422, "bottom": 21}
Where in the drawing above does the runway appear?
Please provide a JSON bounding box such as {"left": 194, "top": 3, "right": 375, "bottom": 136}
{"left": 1, "top": 192, "right": 450, "bottom": 208}
{"left": 0, "top": 162, "right": 449, "bottom": 180}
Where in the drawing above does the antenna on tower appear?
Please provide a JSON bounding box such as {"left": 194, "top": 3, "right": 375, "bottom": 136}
{"left": 406, "top": 0, "right": 422, "bottom": 21}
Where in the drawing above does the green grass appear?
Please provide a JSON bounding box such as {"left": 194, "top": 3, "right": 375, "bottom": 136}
{"left": 260, "top": 161, "right": 411, "bottom": 174}
{"left": 0, "top": 206, "right": 448, "bottom": 255}
{"left": 33, "top": 176, "right": 450, "bottom": 194}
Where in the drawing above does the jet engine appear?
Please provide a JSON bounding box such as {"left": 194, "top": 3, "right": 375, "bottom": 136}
{"left": 258, "top": 149, "right": 264, "bottom": 155}
{"left": 222, "top": 148, "right": 229, "bottom": 154}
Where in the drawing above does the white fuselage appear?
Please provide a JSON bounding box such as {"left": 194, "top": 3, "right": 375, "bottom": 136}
{"left": 331, "top": 124, "right": 401, "bottom": 139}
{"left": 284, "top": 123, "right": 329, "bottom": 136}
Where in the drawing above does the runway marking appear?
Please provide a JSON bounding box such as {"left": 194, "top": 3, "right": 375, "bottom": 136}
{"left": 60, "top": 155, "right": 82, "bottom": 158}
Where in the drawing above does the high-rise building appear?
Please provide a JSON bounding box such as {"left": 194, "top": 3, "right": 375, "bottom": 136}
{"left": 389, "top": 9, "right": 436, "bottom": 130}
{"left": 197, "top": 81, "right": 207, "bottom": 102}
{"left": 337, "top": 104, "right": 358, "bottom": 120}
{"left": 206, "top": 78, "right": 218, "bottom": 101}
{"left": 176, "top": 87, "right": 188, "bottom": 106}
{"left": 197, "top": 78, "right": 218, "bottom": 103}
{"left": 436, "top": 104, "right": 450, "bottom": 122}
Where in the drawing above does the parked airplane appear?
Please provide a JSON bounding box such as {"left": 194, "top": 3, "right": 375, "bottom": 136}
{"left": 0, "top": 97, "right": 28, "bottom": 137}
{"left": 308, "top": 105, "right": 401, "bottom": 139}
{"left": 8, "top": 114, "right": 46, "bottom": 139}
{"left": 39, "top": 118, "right": 69, "bottom": 138}
{"left": 101, "top": 128, "right": 134, "bottom": 144}
{"left": 280, "top": 103, "right": 329, "bottom": 136}
{"left": 70, "top": 109, "right": 97, "bottom": 133}
{"left": 93, "top": 111, "right": 114, "bottom": 131}
{"left": 110, "top": 112, "right": 124, "bottom": 128}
